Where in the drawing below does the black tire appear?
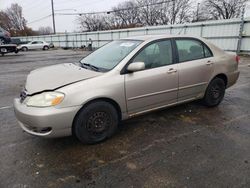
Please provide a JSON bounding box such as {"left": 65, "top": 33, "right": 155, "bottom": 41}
{"left": 43, "top": 46, "right": 49, "bottom": 50}
{"left": 203, "top": 77, "right": 225, "bottom": 107}
{"left": 73, "top": 101, "right": 118, "bottom": 144}
{"left": 22, "top": 47, "right": 28, "bottom": 51}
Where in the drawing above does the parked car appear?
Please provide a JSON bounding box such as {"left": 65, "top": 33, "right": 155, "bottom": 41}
{"left": 17, "top": 41, "right": 50, "bottom": 51}
{"left": 0, "top": 26, "right": 11, "bottom": 44}
{"left": 49, "top": 42, "right": 55, "bottom": 48}
{"left": 14, "top": 35, "right": 240, "bottom": 144}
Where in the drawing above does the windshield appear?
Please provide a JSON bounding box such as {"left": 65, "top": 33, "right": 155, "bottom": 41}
{"left": 80, "top": 40, "right": 142, "bottom": 72}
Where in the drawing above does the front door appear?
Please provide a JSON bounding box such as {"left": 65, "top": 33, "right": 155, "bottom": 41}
{"left": 125, "top": 40, "right": 178, "bottom": 115}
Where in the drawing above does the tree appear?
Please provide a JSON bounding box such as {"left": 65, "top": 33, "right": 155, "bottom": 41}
{"left": 77, "top": 0, "right": 246, "bottom": 32}
{"left": 0, "top": 3, "right": 37, "bottom": 36}
{"left": 77, "top": 0, "right": 193, "bottom": 31}
{"left": 137, "top": 0, "right": 164, "bottom": 26}
{"left": 200, "top": 0, "right": 247, "bottom": 20}
{"left": 6, "top": 3, "right": 26, "bottom": 31}
{"left": 38, "top": 26, "right": 53, "bottom": 35}
{"left": 168, "top": 0, "right": 192, "bottom": 24}
{"left": 0, "top": 11, "right": 12, "bottom": 32}
{"left": 112, "top": 0, "right": 141, "bottom": 28}
{"left": 78, "top": 14, "right": 110, "bottom": 31}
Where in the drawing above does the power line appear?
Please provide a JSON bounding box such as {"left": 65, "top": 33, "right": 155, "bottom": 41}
{"left": 55, "top": 0, "right": 173, "bottom": 16}
{"left": 27, "top": 14, "right": 52, "bottom": 25}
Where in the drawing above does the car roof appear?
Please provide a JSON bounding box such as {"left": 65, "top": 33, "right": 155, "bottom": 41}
{"left": 123, "top": 34, "right": 202, "bottom": 41}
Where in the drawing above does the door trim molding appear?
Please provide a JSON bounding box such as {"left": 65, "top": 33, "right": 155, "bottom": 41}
{"left": 179, "top": 82, "right": 207, "bottom": 90}
{"left": 127, "top": 88, "right": 178, "bottom": 101}
{"left": 128, "top": 97, "right": 196, "bottom": 117}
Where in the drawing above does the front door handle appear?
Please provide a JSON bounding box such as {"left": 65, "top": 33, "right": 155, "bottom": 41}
{"left": 167, "top": 68, "right": 177, "bottom": 74}
{"left": 206, "top": 60, "right": 213, "bottom": 65}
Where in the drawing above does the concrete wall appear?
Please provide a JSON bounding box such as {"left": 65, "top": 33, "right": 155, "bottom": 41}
{"left": 14, "top": 18, "right": 250, "bottom": 52}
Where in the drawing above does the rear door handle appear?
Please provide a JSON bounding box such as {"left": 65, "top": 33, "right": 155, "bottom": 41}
{"left": 167, "top": 68, "right": 177, "bottom": 74}
{"left": 206, "top": 60, "right": 213, "bottom": 65}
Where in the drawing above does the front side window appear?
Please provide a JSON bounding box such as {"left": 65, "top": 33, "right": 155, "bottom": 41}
{"left": 132, "top": 40, "right": 173, "bottom": 69}
{"left": 80, "top": 40, "right": 142, "bottom": 72}
{"left": 176, "top": 39, "right": 212, "bottom": 62}
{"left": 31, "top": 41, "right": 38, "bottom": 44}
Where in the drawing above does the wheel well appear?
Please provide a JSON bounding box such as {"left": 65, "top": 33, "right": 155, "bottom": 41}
{"left": 72, "top": 98, "right": 122, "bottom": 136}
{"left": 76, "top": 98, "right": 122, "bottom": 121}
{"left": 214, "top": 74, "right": 228, "bottom": 87}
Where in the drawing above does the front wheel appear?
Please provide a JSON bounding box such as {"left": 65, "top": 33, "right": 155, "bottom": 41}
{"left": 21, "top": 47, "right": 28, "bottom": 51}
{"left": 73, "top": 101, "right": 119, "bottom": 144}
{"left": 203, "top": 77, "right": 225, "bottom": 107}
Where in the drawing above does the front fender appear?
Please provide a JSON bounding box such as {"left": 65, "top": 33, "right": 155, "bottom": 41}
{"left": 56, "top": 72, "right": 127, "bottom": 115}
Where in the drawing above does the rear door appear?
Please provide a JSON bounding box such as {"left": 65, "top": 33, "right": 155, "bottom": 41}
{"left": 174, "top": 38, "right": 214, "bottom": 102}
{"left": 36, "top": 41, "right": 45, "bottom": 49}
{"left": 125, "top": 39, "right": 178, "bottom": 115}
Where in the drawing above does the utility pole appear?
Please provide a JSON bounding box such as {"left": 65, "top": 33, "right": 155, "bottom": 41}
{"left": 172, "top": 0, "right": 175, "bottom": 24}
{"left": 51, "top": 0, "right": 56, "bottom": 34}
{"left": 196, "top": 3, "right": 200, "bottom": 22}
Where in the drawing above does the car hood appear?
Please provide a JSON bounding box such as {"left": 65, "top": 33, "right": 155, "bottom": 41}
{"left": 25, "top": 63, "right": 102, "bottom": 94}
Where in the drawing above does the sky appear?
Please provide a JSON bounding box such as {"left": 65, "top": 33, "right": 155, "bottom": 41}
{"left": 0, "top": 0, "right": 126, "bottom": 32}
{"left": 0, "top": 0, "right": 250, "bottom": 33}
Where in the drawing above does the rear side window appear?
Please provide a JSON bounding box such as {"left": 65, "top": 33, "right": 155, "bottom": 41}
{"left": 204, "top": 45, "right": 212, "bottom": 57}
{"left": 176, "top": 39, "right": 212, "bottom": 62}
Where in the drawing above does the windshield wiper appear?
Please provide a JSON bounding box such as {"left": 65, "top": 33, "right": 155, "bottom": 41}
{"left": 81, "top": 63, "right": 100, "bottom": 72}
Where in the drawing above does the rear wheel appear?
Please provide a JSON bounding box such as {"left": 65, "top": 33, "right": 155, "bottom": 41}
{"left": 73, "top": 101, "right": 118, "bottom": 144}
{"left": 43, "top": 45, "right": 49, "bottom": 50}
{"left": 203, "top": 77, "right": 225, "bottom": 107}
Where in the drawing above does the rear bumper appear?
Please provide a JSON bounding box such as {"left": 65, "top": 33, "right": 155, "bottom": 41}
{"left": 13, "top": 98, "right": 81, "bottom": 138}
{"left": 227, "top": 70, "right": 240, "bottom": 88}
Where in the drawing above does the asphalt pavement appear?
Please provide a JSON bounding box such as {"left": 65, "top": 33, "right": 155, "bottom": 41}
{"left": 0, "top": 50, "right": 250, "bottom": 188}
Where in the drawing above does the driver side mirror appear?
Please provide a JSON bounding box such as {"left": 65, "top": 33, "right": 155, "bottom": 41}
{"left": 127, "top": 62, "right": 145, "bottom": 73}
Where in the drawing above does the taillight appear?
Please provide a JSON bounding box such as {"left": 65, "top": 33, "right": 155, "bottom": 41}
{"left": 235, "top": 55, "right": 240, "bottom": 63}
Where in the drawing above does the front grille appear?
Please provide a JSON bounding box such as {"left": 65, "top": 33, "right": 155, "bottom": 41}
{"left": 20, "top": 89, "right": 27, "bottom": 103}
